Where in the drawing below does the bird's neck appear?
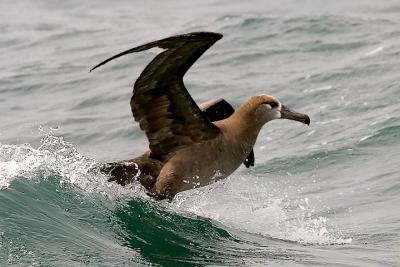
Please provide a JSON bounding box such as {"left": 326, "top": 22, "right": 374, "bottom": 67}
{"left": 221, "top": 101, "right": 266, "bottom": 154}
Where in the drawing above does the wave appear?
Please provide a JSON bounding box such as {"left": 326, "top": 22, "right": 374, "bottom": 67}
{"left": 0, "top": 130, "right": 352, "bottom": 266}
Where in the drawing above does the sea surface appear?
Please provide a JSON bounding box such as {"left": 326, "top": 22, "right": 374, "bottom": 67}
{"left": 1, "top": 0, "right": 399, "bottom": 266}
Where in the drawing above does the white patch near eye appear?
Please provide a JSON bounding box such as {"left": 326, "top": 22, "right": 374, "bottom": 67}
{"left": 277, "top": 102, "right": 282, "bottom": 118}
{"left": 275, "top": 110, "right": 282, "bottom": 119}
{"left": 256, "top": 103, "right": 281, "bottom": 122}
{"left": 265, "top": 100, "right": 282, "bottom": 119}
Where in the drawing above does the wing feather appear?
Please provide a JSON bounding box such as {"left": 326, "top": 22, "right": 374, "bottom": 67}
{"left": 91, "top": 32, "right": 223, "bottom": 159}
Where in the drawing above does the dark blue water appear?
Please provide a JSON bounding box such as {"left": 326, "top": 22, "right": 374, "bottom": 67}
{"left": 1, "top": 0, "right": 399, "bottom": 266}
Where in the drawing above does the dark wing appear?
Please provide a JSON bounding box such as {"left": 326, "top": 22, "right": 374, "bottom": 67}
{"left": 199, "top": 98, "right": 235, "bottom": 121}
{"left": 243, "top": 151, "right": 255, "bottom": 168}
{"left": 199, "top": 98, "right": 255, "bottom": 168}
{"left": 91, "top": 32, "right": 222, "bottom": 159}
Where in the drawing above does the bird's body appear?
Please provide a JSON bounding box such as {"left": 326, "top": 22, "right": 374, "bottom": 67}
{"left": 91, "top": 32, "right": 310, "bottom": 200}
{"left": 154, "top": 112, "right": 255, "bottom": 193}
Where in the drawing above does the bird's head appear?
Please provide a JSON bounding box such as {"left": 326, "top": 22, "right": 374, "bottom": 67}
{"left": 251, "top": 95, "right": 310, "bottom": 125}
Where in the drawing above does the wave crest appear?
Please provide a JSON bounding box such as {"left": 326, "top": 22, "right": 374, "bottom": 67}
{"left": 0, "top": 129, "right": 144, "bottom": 199}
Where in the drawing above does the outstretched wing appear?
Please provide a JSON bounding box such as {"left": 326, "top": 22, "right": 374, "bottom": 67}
{"left": 91, "top": 32, "right": 223, "bottom": 159}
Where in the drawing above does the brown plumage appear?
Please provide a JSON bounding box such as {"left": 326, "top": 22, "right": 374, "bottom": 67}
{"left": 91, "top": 32, "right": 310, "bottom": 200}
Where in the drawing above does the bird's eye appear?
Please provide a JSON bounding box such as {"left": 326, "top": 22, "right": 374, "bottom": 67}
{"left": 269, "top": 101, "right": 279, "bottom": 109}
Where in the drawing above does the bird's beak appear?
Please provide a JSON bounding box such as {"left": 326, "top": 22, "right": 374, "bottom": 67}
{"left": 280, "top": 105, "right": 310, "bottom": 125}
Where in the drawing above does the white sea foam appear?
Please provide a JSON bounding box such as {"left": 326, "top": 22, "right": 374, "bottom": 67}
{"left": 0, "top": 130, "right": 144, "bottom": 200}
{"left": 303, "top": 86, "right": 334, "bottom": 93}
{"left": 173, "top": 175, "right": 352, "bottom": 245}
{"left": 359, "top": 135, "right": 372, "bottom": 142}
{"left": 364, "top": 46, "right": 384, "bottom": 57}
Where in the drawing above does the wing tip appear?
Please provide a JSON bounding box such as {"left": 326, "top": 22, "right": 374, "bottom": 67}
{"left": 89, "top": 31, "right": 223, "bottom": 72}
{"left": 90, "top": 60, "right": 106, "bottom": 72}
{"left": 183, "top": 31, "right": 223, "bottom": 42}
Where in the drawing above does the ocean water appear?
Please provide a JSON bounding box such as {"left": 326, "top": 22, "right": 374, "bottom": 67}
{"left": 1, "top": 0, "right": 399, "bottom": 266}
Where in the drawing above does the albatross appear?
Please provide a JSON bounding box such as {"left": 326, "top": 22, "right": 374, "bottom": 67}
{"left": 90, "top": 32, "right": 310, "bottom": 200}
